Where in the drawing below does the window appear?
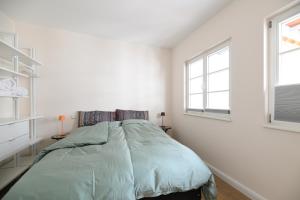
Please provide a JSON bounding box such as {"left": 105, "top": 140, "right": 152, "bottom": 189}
{"left": 185, "top": 40, "right": 231, "bottom": 116}
{"left": 268, "top": 4, "right": 300, "bottom": 126}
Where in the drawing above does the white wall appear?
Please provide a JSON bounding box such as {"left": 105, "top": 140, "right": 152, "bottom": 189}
{"left": 0, "top": 11, "right": 14, "bottom": 32}
{"left": 171, "top": 0, "right": 300, "bottom": 200}
{"left": 13, "top": 22, "right": 171, "bottom": 137}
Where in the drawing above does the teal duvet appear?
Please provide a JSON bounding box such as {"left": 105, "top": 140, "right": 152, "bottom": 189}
{"left": 4, "top": 120, "right": 217, "bottom": 200}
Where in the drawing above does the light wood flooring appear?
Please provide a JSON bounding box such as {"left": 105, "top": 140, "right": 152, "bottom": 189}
{"left": 202, "top": 176, "right": 251, "bottom": 200}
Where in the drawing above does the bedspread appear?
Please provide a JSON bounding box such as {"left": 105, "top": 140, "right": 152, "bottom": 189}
{"left": 4, "top": 120, "right": 216, "bottom": 200}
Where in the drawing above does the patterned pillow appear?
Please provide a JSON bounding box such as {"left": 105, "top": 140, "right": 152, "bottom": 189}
{"left": 116, "top": 109, "right": 149, "bottom": 121}
{"left": 78, "top": 111, "right": 116, "bottom": 127}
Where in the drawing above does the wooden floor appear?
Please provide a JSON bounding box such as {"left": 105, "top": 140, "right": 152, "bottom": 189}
{"left": 203, "top": 176, "right": 250, "bottom": 200}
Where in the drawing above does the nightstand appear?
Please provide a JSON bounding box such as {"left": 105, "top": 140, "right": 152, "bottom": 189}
{"left": 51, "top": 134, "right": 68, "bottom": 140}
{"left": 160, "top": 126, "right": 172, "bottom": 133}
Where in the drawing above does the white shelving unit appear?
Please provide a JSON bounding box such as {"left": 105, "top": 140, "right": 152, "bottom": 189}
{"left": 0, "top": 66, "right": 29, "bottom": 78}
{"left": 0, "top": 38, "right": 42, "bottom": 66}
{"left": 0, "top": 116, "right": 43, "bottom": 126}
{"left": 0, "top": 95, "right": 29, "bottom": 98}
{"left": 0, "top": 32, "right": 42, "bottom": 190}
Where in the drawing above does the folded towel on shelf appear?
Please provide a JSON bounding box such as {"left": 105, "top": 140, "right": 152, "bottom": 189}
{"left": 0, "top": 78, "right": 16, "bottom": 91}
{"left": 0, "top": 87, "right": 29, "bottom": 97}
{"left": 12, "top": 87, "right": 28, "bottom": 97}
{"left": 0, "top": 90, "right": 12, "bottom": 96}
{"left": 0, "top": 78, "right": 28, "bottom": 97}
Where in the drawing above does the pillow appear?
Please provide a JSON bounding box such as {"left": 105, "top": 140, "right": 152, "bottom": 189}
{"left": 116, "top": 109, "right": 149, "bottom": 121}
{"left": 78, "top": 111, "right": 116, "bottom": 127}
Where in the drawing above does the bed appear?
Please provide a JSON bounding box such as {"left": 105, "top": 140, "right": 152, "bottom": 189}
{"left": 3, "top": 110, "right": 217, "bottom": 200}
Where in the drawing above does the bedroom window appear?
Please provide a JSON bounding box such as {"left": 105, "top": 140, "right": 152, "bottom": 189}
{"left": 185, "top": 40, "right": 231, "bottom": 119}
{"left": 267, "top": 3, "right": 300, "bottom": 130}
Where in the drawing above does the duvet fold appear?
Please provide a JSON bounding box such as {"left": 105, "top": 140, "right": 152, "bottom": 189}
{"left": 34, "top": 122, "right": 110, "bottom": 163}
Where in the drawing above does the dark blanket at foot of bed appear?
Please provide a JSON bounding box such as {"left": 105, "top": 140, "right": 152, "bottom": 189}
{"left": 141, "top": 188, "right": 201, "bottom": 200}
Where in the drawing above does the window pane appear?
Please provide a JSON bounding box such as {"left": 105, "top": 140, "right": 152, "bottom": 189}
{"left": 189, "top": 94, "right": 203, "bottom": 109}
{"left": 189, "top": 76, "right": 203, "bottom": 94}
{"left": 208, "top": 47, "right": 229, "bottom": 73}
{"left": 279, "top": 49, "right": 300, "bottom": 85}
{"left": 207, "top": 69, "right": 229, "bottom": 92}
{"left": 189, "top": 59, "right": 203, "bottom": 78}
{"left": 279, "top": 13, "right": 300, "bottom": 53}
{"left": 207, "top": 91, "right": 229, "bottom": 110}
{"left": 278, "top": 13, "right": 300, "bottom": 85}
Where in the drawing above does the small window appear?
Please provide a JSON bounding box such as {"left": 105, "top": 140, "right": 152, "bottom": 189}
{"left": 268, "top": 4, "right": 300, "bottom": 125}
{"left": 185, "top": 40, "right": 231, "bottom": 115}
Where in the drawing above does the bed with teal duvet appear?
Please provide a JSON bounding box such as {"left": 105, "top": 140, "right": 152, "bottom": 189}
{"left": 4, "top": 120, "right": 217, "bottom": 200}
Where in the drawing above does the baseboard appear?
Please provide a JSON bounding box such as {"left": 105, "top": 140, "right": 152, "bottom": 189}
{"left": 206, "top": 162, "right": 268, "bottom": 200}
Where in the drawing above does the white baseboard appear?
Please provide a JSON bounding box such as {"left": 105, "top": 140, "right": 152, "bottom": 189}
{"left": 206, "top": 162, "right": 268, "bottom": 200}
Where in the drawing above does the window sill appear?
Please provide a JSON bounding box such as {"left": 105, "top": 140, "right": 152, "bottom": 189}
{"left": 184, "top": 112, "right": 232, "bottom": 122}
{"left": 264, "top": 123, "right": 300, "bottom": 133}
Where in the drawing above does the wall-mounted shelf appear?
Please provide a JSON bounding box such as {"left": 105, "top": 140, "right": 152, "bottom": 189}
{"left": 0, "top": 95, "right": 29, "bottom": 98}
{"left": 0, "top": 116, "right": 43, "bottom": 126}
{"left": 0, "top": 39, "right": 42, "bottom": 66}
{"left": 0, "top": 66, "right": 29, "bottom": 78}
{"left": 19, "top": 68, "right": 39, "bottom": 77}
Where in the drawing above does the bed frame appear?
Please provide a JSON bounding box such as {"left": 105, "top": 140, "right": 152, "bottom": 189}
{"left": 0, "top": 177, "right": 202, "bottom": 200}
{"left": 142, "top": 188, "right": 202, "bottom": 200}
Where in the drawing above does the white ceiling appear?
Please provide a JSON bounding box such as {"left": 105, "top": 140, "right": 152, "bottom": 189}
{"left": 0, "top": 0, "right": 232, "bottom": 48}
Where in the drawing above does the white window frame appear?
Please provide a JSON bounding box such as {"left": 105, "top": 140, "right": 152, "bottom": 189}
{"left": 266, "top": 2, "right": 300, "bottom": 132}
{"left": 184, "top": 39, "right": 232, "bottom": 121}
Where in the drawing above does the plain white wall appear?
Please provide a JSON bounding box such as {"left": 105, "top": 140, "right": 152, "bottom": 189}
{"left": 0, "top": 11, "right": 14, "bottom": 32}
{"left": 13, "top": 22, "right": 171, "bottom": 137}
{"left": 171, "top": 0, "right": 300, "bottom": 200}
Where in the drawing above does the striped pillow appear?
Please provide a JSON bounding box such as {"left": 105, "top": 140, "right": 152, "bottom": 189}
{"left": 116, "top": 109, "right": 149, "bottom": 121}
{"left": 78, "top": 111, "right": 116, "bottom": 127}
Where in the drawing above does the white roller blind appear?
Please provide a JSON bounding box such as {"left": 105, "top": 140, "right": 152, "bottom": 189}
{"left": 274, "top": 85, "right": 300, "bottom": 123}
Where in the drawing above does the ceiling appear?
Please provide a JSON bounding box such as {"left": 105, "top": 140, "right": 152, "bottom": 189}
{"left": 0, "top": 0, "right": 232, "bottom": 48}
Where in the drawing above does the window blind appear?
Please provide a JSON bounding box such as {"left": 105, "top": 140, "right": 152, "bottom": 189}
{"left": 274, "top": 84, "right": 300, "bottom": 123}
